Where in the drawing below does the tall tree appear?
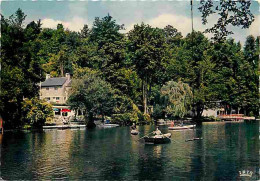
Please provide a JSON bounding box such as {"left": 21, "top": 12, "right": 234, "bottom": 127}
{"left": 243, "top": 35, "right": 259, "bottom": 115}
{"left": 168, "top": 31, "right": 214, "bottom": 118}
{"left": 88, "top": 15, "right": 126, "bottom": 86}
{"left": 128, "top": 23, "right": 168, "bottom": 114}
{"left": 163, "top": 25, "right": 183, "bottom": 47}
{"left": 80, "top": 24, "right": 90, "bottom": 39}
{"left": 0, "top": 9, "right": 43, "bottom": 128}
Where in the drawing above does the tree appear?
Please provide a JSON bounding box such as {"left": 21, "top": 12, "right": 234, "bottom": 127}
{"left": 22, "top": 98, "right": 53, "bottom": 127}
{"left": 68, "top": 73, "right": 116, "bottom": 128}
{"left": 205, "top": 37, "right": 259, "bottom": 116}
{"left": 163, "top": 25, "right": 183, "bottom": 47}
{"left": 0, "top": 9, "right": 44, "bottom": 129}
{"left": 80, "top": 24, "right": 90, "bottom": 39}
{"left": 37, "top": 24, "right": 80, "bottom": 77}
{"left": 161, "top": 80, "right": 193, "bottom": 119}
{"left": 242, "top": 35, "right": 259, "bottom": 116}
{"left": 167, "top": 31, "right": 215, "bottom": 118}
{"left": 89, "top": 14, "right": 124, "bottom": 48}
{"left": 128, "top": 23, "right": 168, "bottom": 114}
{"left": 88, "top": 15, "right": 126, "bottom": 86}
{"left": 198, "top": 0, "right": 254, "bottom": 41}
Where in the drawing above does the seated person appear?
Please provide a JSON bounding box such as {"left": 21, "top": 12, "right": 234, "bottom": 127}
{"left": 153, "top": 127, "right": 164, "bottom": 138}
{"left": 131, "top": 123, "right": 136, "bottom": 130}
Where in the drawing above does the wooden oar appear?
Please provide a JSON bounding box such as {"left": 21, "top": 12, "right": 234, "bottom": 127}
{"left": 137, "top": 131, "right": 154, "bottom": 141}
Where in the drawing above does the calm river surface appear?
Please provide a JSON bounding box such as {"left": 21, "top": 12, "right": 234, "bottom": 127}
{"left": 1, "top": 121, "right": 259, "bottom": 180}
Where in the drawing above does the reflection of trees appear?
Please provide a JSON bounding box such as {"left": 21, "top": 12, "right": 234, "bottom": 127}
{"left": 134, "top": 125, "right": 195, "bottom": 180}
{"left": 189, "top": 122, "right": 259, "bottom": 180}
{"left": 1, "top": 123, "right": 258, "bottom": 180}
{"left": 31, "top": 130, "right": 74, "bottom": 179}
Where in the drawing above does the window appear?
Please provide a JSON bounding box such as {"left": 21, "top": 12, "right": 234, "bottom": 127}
{"left": 46, "top": 97, "right": 50, "bottom": 101}
{"left": 46, "top": 88, "right": 49, "bottom": 90}
{"left": 56, "top": 97, "right": 60, "bottom": 100}
{"left": 55, "top": 87, "right": 58, "bottom": 90}
{"left": 64, "top": 97, "right": 66, "bottom": 100}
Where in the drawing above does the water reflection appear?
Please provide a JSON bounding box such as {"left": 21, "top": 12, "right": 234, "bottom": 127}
{"left": 1, "top": 121, "right": 259, "bottom": 180}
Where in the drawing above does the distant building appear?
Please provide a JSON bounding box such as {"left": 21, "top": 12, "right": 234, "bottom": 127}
{"left": 202, "top": 101, "right": 225, "bottom": 118}
{"left": 40, "top": 73, "right": 74, "bottom": 118}
{"left": 40, "top": 73, "right": 71, "bottom": 104}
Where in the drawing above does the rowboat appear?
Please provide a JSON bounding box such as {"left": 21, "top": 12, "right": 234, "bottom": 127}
{"left": 98, "top": 124, "right": 120, "bottom": 128}
{"left": 144, "top": 133, "right": 171, "bottom": 144}
{"left": 131, "top": 130, "right": 139, "bottom": 135}
{"left": 168, "top": 125, "right": 196, "bottom": 130}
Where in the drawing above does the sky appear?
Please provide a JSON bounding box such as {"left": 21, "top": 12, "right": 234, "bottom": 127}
{"left": 1, "top": 0, "right": 259, "bottom": 44}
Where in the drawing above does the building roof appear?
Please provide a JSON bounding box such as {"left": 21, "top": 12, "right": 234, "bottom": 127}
{"left": 41, "top": 77, "right": 67, "bottom": 87}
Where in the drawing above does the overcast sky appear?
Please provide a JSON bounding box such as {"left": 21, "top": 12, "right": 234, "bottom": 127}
{"left": 1, "top": 0, "right": 259, "bottom": 44}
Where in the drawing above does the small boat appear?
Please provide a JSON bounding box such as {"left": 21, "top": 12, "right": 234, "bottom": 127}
{"left": 98, "top": 124, "right": 120, "bottom": 128}
{"left": 131, "top": 130, "right": 139, "bottom": 135}
{"left": 168, "top": 125, "right": 196, "bottom": 130}
{"left": 144, "top": 133, "right": 171, "bottom": 144}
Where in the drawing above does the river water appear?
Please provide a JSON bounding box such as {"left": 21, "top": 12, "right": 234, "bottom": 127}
{"left": 1, "top": 121, "right": 259, "bottom": 180}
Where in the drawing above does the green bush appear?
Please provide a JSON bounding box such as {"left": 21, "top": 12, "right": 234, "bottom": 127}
{"left": 152, "top": 104, "right": 165, "bottom": 120}
{"left": 111, "top": 112, "right": 138, "bottom": 126}
{"left": 22, "top": 98, "right": 54, "bottom": 127}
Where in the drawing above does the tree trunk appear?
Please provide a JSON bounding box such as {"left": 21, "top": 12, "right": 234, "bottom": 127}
{"left": 102, "top": 114, "right": 104, "bottom": 123}
{"left": 86, "top": 111, "right": 96, "bottom": 129}
{"left": 60, "top": 63, "right": 64, "bottom": 77}
{"left": 148, "top": 82, "right": 152, "bottom": 114}
{"left": 194, "top": 102, "right": 204, "bottom": 120}
{"left": 142, "top": 79, "right": 148, "bottom": 114}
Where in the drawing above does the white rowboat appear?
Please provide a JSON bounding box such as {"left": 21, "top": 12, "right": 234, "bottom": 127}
{"left": 168, "top": 125, "right": 196, "bottom": 130}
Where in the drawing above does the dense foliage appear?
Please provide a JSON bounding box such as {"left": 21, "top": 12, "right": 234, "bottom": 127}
{"left": 161, "top": 81, "right": 193, "bottom": 119}
{"left": 22, "top": 98, "right": 54, "bottom": 127}
{"left": 1, "top": 9, "right": 259, "bottom": 128}
{"left": 68, "top": 72, "right": 116, "bottom": 127}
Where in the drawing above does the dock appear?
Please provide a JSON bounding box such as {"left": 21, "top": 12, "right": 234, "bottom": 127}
{"left": 218, "top": 114, "right": 255, "bottom": 121}
{"left": 43, "top": 124, "right": 86, "bottom": 129}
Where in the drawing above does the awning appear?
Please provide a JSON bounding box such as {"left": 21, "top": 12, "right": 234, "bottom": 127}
{"left": 53, "top": 108, "right": 60, "bottom": 112}
{"left": 61, "top": 109, "right": 71, "bottom": 112}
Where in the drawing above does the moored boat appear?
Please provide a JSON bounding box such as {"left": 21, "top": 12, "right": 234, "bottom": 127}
{"left": 168, "top": 125, "right": 196, "bottom": 130}
{"left": 98, "top": 124, "right": 120, "bottom": 128}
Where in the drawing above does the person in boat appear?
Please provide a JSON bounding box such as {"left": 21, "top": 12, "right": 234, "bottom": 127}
{"left": 153, "top": 126, "right": 163, "bottom": 138}
{"left": 131, "top": 123, "right": 136, "bottom": 130}
{"left": 170, "top": 121, "right": 175, "bottom": 127}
